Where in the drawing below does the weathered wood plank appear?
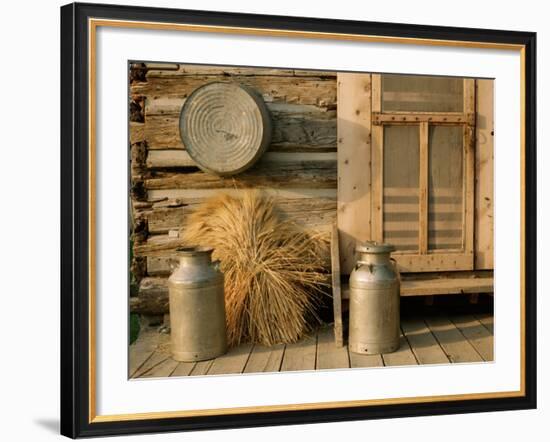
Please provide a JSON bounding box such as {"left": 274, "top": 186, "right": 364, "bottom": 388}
{"left": 419, "top": 121, "right": 429, "bottom": 254}
{"left": 129, "top": 332, "right": 159, "bottom": 377}
{"left": 243, "top": 344, "right": 285, "bottom": 373}
{"left": 144, "top": 101, "right": 336, "bottom": 151}
{"left": 140, "top": 356, "right": 179, "bottom": 378}
{"left": 337, "top": 73, "right": 372, "bottom": 275}
{"left": 189, "top": 359, "right": 214, "bottom": 376}
{"left": 401, "top": 318, "right": 449, "bottom": 364}
{"left": 146, "top": 150, "right": 196, "bottom": 168}
{"left": 144, "top": 113, "right": 336, "bottom": 151}
{"left": 464, "top": 80, "right": 476, "bottom": 263}
{"left": 331, "top": 224, "right": 343, "bottom": 347}
{"left": 146, "top": 256, "right": 174, "bottom": 276}
{"left": 134, "top": 351, "right": 170, "bottom": 378}
{"left": 280, "top": 333, "right": 317, "bottom": 372}
{"left": 208, "top": 343, "right": 254, "bottom": 375}
{"left": 400, "top": 275, "right": 493, "bottom": 296}
{"left": 130, "top": 122, "right": 145, "bottom": 144}
{"left": 130, "top": 277, "right": 171, "bottom": 314}
{"left": 450, "top": 315, "right": 494, "bottom": 361}
{"left": 145, "top": 192, "right": 336, "bottom": 235}
{"left": 147, "top": 187, "right": 337, "bottom": 202}
{"left": 370, "top": 74, "right": 384, "bottom": 246}
{"left": 392, "top": 253, "right": 474, "bottom": 273}
{"left": 425, "top": 316, "right": 483, "bottom": 363}
{"left": 134, "top": 234, "right": 186, "bottom": 257}
{"left": 146, "top": 150, "right": 335, "bottom": 169}
{"left": 144, "top": 158, "right": 336, "bottom": 190}
{"left": 475, "top": 79, "right": 494, "bottom": 269}
{"left": 132, "top": 76, "right": 337, "bottom": 107}
{"left": 381, "top": 333, "right": 418, "bottom": 367}
{"left": 316, "top": 325, "right": 349, "bottom": 369}
{"left": 171, "top": 361, "right": 197, "bottom": 377}
{"left": 474, "top": 313, "right": 494, "bottom": 334}
{"left": 144, "top": 64, "right": 336, "bottom": 78}
{"left": 349, "top": 352, "right": 384, "bottom": 368}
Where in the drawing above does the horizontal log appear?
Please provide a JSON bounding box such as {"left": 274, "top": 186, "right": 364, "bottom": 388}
{"left": 146, "top": 256, "right": 174, "bottom": 276}
{"left": 146, "top": 99, "right": 334, "bottom": 118}
{"left": 144, "top": 64, "right": 336, "bottom": 78}
{"left": 146, "top": 150, "right": 195, "bottom": 168}
{"left": 133, "top": 234, "right": 186, "bottom": 257}
{"left": 146, "top": 194, "right": 336, "bottom": 234}
{"left": 144, "top": 102, "right": 336, "bottom": 151}
{"left": 130, "top": 277, "right": 169, "bottom": 315}
{"left": 144, "top": 154, "right": 337, "bottom": 190}
{"left": 130, "top": 122, "right": 145, "bottom": 144}
{"left": 146, "top": 150, "right": 335, "bottom": 169}
{"left": 147, "top": 187, "right": 337, "bottom": 202}
{"left": 131, "top": 76, "right": 336, "bottom": 107}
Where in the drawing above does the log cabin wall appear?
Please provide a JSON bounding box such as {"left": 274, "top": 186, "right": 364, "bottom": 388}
{"left": 129, "top": 63, "right": 338, "bottom": 315}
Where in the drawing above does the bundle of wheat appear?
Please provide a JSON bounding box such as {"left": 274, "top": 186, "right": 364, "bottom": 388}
{"left": 180, "top": 190, "right": 330, "bottom": 347}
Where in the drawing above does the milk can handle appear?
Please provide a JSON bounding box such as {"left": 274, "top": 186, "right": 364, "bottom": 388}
{"left": 390, "top": 258, "right": 401, "bottom": 284}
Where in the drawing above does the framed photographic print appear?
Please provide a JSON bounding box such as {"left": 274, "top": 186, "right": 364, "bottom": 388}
{"left": 60, "top": 2, "right": 537, "bottom": 438}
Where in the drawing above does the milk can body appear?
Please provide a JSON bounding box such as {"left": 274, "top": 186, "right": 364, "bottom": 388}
{"left": 168, "top": 247, "right": 227, "bottom": 361}
{"left": 348, "top": 243, "right": 400, "bottom": 355}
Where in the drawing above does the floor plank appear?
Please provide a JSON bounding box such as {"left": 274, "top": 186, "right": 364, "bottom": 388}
{"left": 129, "top": 331, "right": 160, "bottom": 377}
{"left": 280, "top": 333, "right": 317, "bottom": 372}
{"left": 133, "top": 351, "right": 170, "bottom": 378}
{"left": 450, "top": 315, "right": 494, "bottom": 361}
{"left": 208, "top": 343, "right": 254, "bottom": 375}
{"left": 131, "top": 313, "right": 494, "bottom": 378}
{"left": 189, "top": 359, "right": 214, "bottom": 376}
{"left": 381, "top": 332, "right": 418, "bottom": 366}
{"left": 425, "top": 316, "right": 483, "bottom": 363}
{"left": 141, "top": 356, "right": 179, "bottom": 378}
{"left": 474, "top": 313, "right": 494, "bottom": 334}
{"left": 316, "top": 325, "right": 350, "bottom": 370}
{"left": 171, "top": 361, "right": 197, "bottom": 377}
{"left": 349, "top": 352, "right": 384, "bottom": 368}
{"left": 243, "top": 344, "right": 285, "bottom": 373}
{"left": 401, "top": 318, "right": 449, "bottom": 365}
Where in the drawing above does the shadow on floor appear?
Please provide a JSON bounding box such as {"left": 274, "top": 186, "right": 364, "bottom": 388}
{"left": 34, "top": 418, "right": 59, "bottom": 434}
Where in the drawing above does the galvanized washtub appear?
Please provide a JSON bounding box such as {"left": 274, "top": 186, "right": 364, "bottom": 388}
{"left": 179, "top": 82, "right": 272, "bottom": 176}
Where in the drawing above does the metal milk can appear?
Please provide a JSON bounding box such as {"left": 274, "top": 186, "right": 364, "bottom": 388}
{"left": 168, "top": 246, "right": 227, "bottom": 362}
{"left": 348, "top": 242, "right": 400, "bottom": 355}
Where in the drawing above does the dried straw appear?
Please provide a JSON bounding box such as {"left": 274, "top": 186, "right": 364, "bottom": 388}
{"left": 180, "top": 190, "right": 330, "bottom": 347}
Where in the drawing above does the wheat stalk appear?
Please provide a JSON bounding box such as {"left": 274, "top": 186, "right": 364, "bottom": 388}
{"left": 180, "top": 190, "right": 330, "bottom": 347}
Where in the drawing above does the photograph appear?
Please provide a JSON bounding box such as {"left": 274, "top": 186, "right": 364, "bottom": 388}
{"left": 57, "top": 2, "right": 537, "bottom": 437}
{"left": 0, "top": 0, "right": 545, "bottom": 440}
{"left": 127, "top": 62, "right": 495, "bottom": 378}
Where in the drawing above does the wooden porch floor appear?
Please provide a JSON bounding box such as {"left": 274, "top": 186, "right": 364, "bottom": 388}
{"left": 129, "top": 313, "right": 494, "bottom": 379}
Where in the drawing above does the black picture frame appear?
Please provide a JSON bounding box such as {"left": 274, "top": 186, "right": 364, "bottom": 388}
{"left": 60, "top": 2, "right": 537, "bottom": 438}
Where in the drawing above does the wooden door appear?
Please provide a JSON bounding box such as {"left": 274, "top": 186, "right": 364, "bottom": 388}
{"left": 370, "top": 74, "right": 475, "bottom": 272}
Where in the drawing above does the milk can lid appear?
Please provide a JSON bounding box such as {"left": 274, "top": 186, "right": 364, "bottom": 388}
{"left": 175, "top": 246, "right": 214, "bottom": 256}
{"left": 355, "top": 241, "right": 395, "bottom": 254}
